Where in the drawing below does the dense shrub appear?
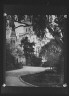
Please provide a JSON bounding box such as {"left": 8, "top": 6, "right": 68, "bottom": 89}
{"left": 40, "top": 39, "right": 63, "bottom": 66}
{"left": 6, "top": 47, "right": 23, "bottom": 71}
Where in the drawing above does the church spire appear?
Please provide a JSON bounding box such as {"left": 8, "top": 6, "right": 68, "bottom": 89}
{"left": 10, "top": 30, "right": 16, "bottom": 37}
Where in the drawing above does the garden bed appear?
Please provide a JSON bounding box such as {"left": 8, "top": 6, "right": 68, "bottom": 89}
{"left": 20, "top": 70, "right": 64, "bottom": 87}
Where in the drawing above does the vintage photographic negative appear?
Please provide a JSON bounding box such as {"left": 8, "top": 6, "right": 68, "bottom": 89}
{"left": 4, "top": 14, "right": 67, "bottom": 87}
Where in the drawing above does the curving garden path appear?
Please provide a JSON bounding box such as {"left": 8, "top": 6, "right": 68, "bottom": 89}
{"left": 5, "top": 66, "right": 51, "bottom": 86}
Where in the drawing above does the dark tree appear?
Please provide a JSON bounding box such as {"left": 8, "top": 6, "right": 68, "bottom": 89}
{"left": 31, "top": 55, "right": 42, "bottom": 66}
{"left": 21, "top": 37, "right": 35, "bottom": 65}
{"left": 33, "top": 15, "right": 48, "bottom": 39}
{"left": 6, "top": 47, "right": 16, "bottom": 71}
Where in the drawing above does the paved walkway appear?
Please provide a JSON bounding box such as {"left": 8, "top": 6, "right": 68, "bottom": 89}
{"left": 5, "top": 66, "right": 51, "bottom": 86}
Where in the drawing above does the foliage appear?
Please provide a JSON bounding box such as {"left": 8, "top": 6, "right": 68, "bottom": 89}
{"left": 39, "top": 39, "right": 63, "bottom": 70}
{"left": 6, "top": 45, "right": 23, "bottom": 71}
{"left": 21, "top": 37, "right": 35, "bottom": 58}
{"left": 33, "top": 15, "right": 47, "bottom": 38}
{"left": 6, "top": 15, "right": 66, "bottom": 68}
{"left": 33, "top": 15, "right": 67, "bottom": 43}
